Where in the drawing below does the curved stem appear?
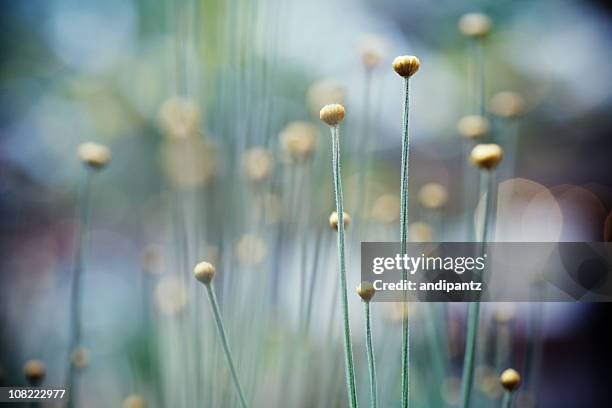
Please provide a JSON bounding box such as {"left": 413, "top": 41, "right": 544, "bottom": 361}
{"left": 399, "top": 77, "right": 411, "bottom": 408}
{"left": 330, "top": 125, "right": 358, "bottom": 408}
{"left": 364, "top": 302, "right": 378, "bottom": 408}
{"left": 205, "top": 283, "right": 248, "bottom": 408}
{"left": 502, "top": 391, "right": 513, "bottom": 408}
{"left": 66, "top": 169, "right": 92, "bottom": 408}
{"left": 460, "top": 301, "right": 481, "bottom": 408}
{"left": 461, "top": 170, "right": 495, "bottom": 408}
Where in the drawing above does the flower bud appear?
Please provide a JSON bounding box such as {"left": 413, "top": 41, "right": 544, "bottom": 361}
{"left": 280, "top": 121, "right": 318, "bottom": 162}
{"left": 243, "top": 148, "right": 274, "bottom": 182}
{"left": 24, "top": 359, "right": 45, "bottom": 385}
{"left": 490, "top": 91, "right": 525, "bottom": 119}
{"left": 193, "top": 261, "right": 216, "bottom": 284}
{"left": 123, "top": 395, "right": 147, "bottom": 408}
{"left": 499, "top": 368, "right": 521, "bottom": 392}
{"left": 78, "top": 142, "right": 111, "bottom": 169}
{"left": 458, "top": 13, "right": 492, "bottom": 38}
{"left": 457, "top": 115, "right": 490, "bottom": 140}
{"left": 71, "top": 346, "right": 89, "bottom": 370}
{"left": 329, "top": 211, "right": 350, "bottom": 231}
{"left": 470, "top": 144, "right": 503, "bottom": 170}
{"left": 392, "top": 55, "right": 420, "bottom": 78}
{"left": 319, "top": 104, "right": 345, "bottom": 126}
{"left": 418, "top": 183, "right": 449, "bottom": 210}
{"left": 357, "top": 281, "right": 376, "bottom": 302}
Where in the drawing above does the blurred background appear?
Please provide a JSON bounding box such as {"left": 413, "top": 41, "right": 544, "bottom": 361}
{"left": 1, "top": 0, "right": 612, "bottom": 406}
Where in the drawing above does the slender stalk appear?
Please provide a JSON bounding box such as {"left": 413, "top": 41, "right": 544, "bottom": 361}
{"left": 399, "top": 77, "right": 411, "bottom": 408}
{"left": 501, "top": 391, "right": 513, "bottom": 408}
{"left": 330, "top": 125, "right": 358, "bottom": 408}
{"left": 66, "top": 169, "right": 92, "bottom": 408}
{"left": 304, "top": 227, "right": 324, "bottom": 333}
{"left": 476, "top": 39, "right": 485, "bottom": 117}
{"left": 364, "top": 302, "right": 378, "bottom": 408}
{"left": 523, "top": 286, "right": 544, "bottom": 403}
{"left": 204, "top": 283, "right": 248, "bottom": 408}
{"left": 468, "top": 38, "right": 486, "bottom": 117}
{"left": 460, "top": 301, "right": 481, "bottom": 408}
{"left": 461, "top": 169, "right": 495, "bottom": 408}
{"left": 355, "top": 68, "right": 373, "bottom": 237}
{"left": 424, "top": 303, "right": 447, "bottom": 406}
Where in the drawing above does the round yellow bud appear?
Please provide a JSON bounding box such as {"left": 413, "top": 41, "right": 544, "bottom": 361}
{"left": 155, "top": 277, "right": 188, "bottom": 316}
{"left": 458, "top": 13, "right": 492, "bottom": 38}
{"left": 280, "top": 121, "right": 318, "bottom": 162}
{"left": 71, "top": 346, "right": 89, "bottom": 370}
{"left": 499, "top": 368, "right": 521, "bottom": 392}
{"left": 243, "top": 148, "right": 274, "bottom": 182}
{"left": 470, "top": 144, "right": 503, "bottom": 170}
{"left": 457, "top": 115, "right": 490, "bottom": 140}
{"left": 123, "top": 395, "right": 147, "bottom": 408}
{"left": 319, "top": 104, "right": 345, "bottom": 126}
{"left": 357, "top": 281, "right": 376, "bottom": 302}
{"left": 409, "top": 222, "right": 434, "bottom": 242}
{"left": 392, "top": 55, "right": 420, "bottom": 78}
{"left": 494, "top": 303, "right": 516, "bottom": 324}
{"left": 193, "top": 261, "right": 216, "bottom": 284}
{"left": 418, "top": 183, "right": 449, "bottom": 210}
{"left": 490, "top": 91, "right": 525, "bottom": 119}
{"left": 24, "top": 359, "right": 45, "bottom": 385}
{"left": 307, "top": 80, "right": 345, "bottom": 116}
{"left": 78, "top": 142, "right": 111, "bottom": 169}
{"left": 370, "top": 194, "right": 400, "bottom": 223}
{"left": 358, "top": 34, "right": 388, "bottom": 69}
{"left": 140, "top": 244, "right": 164, "bottom": 275}
{"left": 158, "top": 96, "right": 201, "bottom": 139}
{"left": 329, "top": 211, "right": 350, "bottom": 231}
{"left": 235, "top": 234, "right": 268, "bottom": 267}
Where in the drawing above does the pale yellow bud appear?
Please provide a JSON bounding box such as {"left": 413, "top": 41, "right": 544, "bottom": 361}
{"left": 78, "top": 142, "right": 111, "bottom": 169}
{"left": 280, "top": 121, "right": 318, "bottom": 162}
{"left": 392, "top": 55, "right": 420, "bottom": 78}
{"left": 418, "top": 183, "right": 449, "bottom": 210}
{"left": 319, "top": 104, "right": 345, "bottom": 127}
{"left": 193, "top": 261, "right": 216, "bottom": 285}
{"left": 243, "top": 148, "right": 274, "bottom": 182}
{"left": 457, "top": 115, "right": 490, "bottom": 140}
{"left": 470, "top": 143, "right": 503, "bottom": 170}
{"left": 71, "top": 346, "right": 89, "bottom": 370}
{"left": 356, "top": 281, "right": 376, "bottom": 302}
{"left": 123, "top": 395, "right": 147, "bottom": 408}
{"left": 158, "top": 96, "right": 201, "bottom": 139}
{"left": 329, "top": 211, "right": 350, "bottom": 231}
{"left": 490, "top": 92, "right": 525, "bottom": 119}
{"left": 499, "top": 368, "right": 521, "bottom": 392}
{"left": 458, "top": 13, "right": 492, "bottom": 38}
{"left": 24, "top": 359, "right": 45, "bottom": 385}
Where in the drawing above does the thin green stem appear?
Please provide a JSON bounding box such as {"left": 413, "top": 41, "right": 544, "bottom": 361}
{"left": 460, "top": 301, "right": 481, "bottom": 408}
{"left": 364, "top": 302, "right": 378, "bottom": 408}
{"left": 330, "top": 125, "right": 358, "bottom": 408}
{"left": 501, "top": 391, "right": 513, "bottom": 408}
{"left": 204, "top": 283, "right": 248, "bottom": 408}
{"left": 399, "top": 77, "right": 411, "bottom": 408}
{"left": 66, "top": 169, "right": 92, "bottom": 408}
{"left": 355, "top": 68, "right": 373, "bottom": 235}
{"left": 461, "top": 170, "right": 495, "bottom": 408}
{"left": 304, "top": 227, "right": 324, "bottom": 333}
{"left": 468, "top": 38, "right": 485, "bottom": 116}
{"left": 476, "top": 39, "right": 485, "bottom": 117}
